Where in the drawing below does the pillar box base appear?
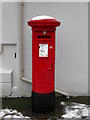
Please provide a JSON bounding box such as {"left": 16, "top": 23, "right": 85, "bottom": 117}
{"left": 32, "top": 91, "right": 55, "bottom": 114}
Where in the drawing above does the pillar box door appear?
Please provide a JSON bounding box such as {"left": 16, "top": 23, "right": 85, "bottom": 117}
{"left": 28, "top": 15, "right": 61, "bottom": 113}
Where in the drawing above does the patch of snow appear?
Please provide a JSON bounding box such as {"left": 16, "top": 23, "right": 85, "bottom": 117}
{"left": 0, "top": 108, "right": 30, "bottom": 119}
{"left": 0, "top": 111, "right": 5, "bottom": 119}
{"left": 4, "top": 115, "right": 13, "bottom": 118}
{"left": 82, "top": 107, "right": 88, "bottom": 117}
{"left": 4, "top": 109, "right": 11, "bottom": 114}
{"left": 32, "top": 15, "right": 55, "bottom": 20}
{"left": 61, "top": 102, "right": 90, "bottom": 119}
{"left": 62, "top": 110, "right": 81, "bottom": 118}
{"left": 60, "top": 101, "right": 65, "bottom": 106}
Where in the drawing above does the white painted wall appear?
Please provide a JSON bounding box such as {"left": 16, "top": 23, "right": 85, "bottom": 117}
{"left": 23, "top": 2, "right": 88, "bottom": 96}
{"left": 89, "top": 2, "right": 90, "bottom": 96}
{"left": 0, "top": 1, "right": 2, "bottom": 98}
{"left": 1, "top": 2, "right": 32, "bottom": 97}
{"left": 0, "top": 2, "right": 88, "bottom": 97}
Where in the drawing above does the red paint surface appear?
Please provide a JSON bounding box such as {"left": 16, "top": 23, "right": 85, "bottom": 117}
{"left": 28, "top": 18, "right": 60, "bottom": 94}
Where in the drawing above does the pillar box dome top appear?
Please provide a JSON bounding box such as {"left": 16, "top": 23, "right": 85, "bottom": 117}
{"left": 28, "top": 15, "right": 61, "bottom": 27}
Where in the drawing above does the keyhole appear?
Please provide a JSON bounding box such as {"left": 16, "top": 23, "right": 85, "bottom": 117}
{"left": 51, "top": 64, "right": 54, "bottom": 68}
{"left": 38, "top": 46, "right": 40, "bottom": 48}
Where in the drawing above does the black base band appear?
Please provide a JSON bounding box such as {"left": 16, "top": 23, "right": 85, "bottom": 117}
{"left": 31, "top": 91, "right": 55, "bottom": 114}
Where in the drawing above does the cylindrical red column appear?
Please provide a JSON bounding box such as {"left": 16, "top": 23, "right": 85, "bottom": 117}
{"left": 28, "top": 15, "right": 60, "bottom": 113}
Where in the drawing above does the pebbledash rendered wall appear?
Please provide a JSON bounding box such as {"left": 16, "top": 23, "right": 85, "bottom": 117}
{"left": 0, "top": 2, "right": 88, "bottom": 97}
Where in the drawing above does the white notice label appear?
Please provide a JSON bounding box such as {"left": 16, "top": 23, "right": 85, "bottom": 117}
{"left": 39, "top": 44, "right": 48, "bottom": 57}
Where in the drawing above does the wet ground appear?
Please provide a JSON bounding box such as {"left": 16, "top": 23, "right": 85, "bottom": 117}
{"left": 1, "top": 95, "right": 90, "bottom": 119}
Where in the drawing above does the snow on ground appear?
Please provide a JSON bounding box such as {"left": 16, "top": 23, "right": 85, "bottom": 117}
{"left": 32, "top": 15, "right": 55, "bottom": 20}
{"left": 61, "top": 102, "right": 90, "bottom": 119}
{"left": 0, "top": 102, "right": 90, "bottom": 119}
{"left": 0, "top": 108, "right": 30, "bottom": 119}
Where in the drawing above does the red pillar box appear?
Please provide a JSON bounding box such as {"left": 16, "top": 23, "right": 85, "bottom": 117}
{"left": 28, "top": 15, "right": 60, "bottom": 113}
